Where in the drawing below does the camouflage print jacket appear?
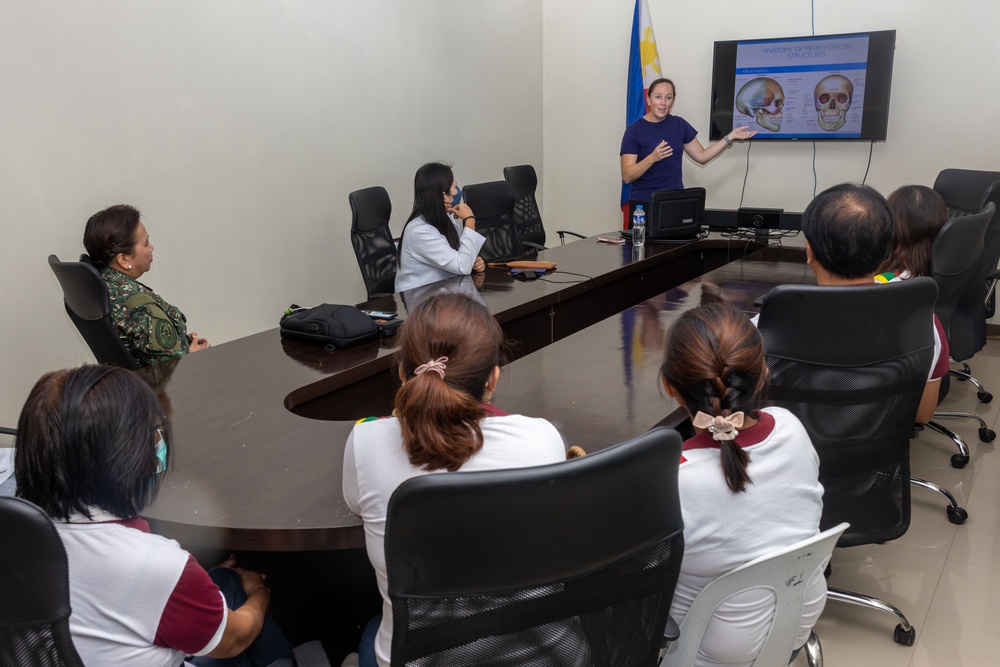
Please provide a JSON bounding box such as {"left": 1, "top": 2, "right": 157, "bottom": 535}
{"left": 102, "top": 268, "right": 190, "bottom": 367}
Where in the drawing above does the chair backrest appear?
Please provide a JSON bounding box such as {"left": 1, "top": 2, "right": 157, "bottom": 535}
{"left": 349, "top": 186, "right": 397, "bottom": 299}
{"left": 464, "top": 180, "right": 525, "bottom": 263}
{"left": 932, "top": 169, "right": 1000, "bottom": 217}
{"left": 0, "top": 496, "right": 85, "bottom": 667}
{"left": 385, "top": 427, "right": 685, "bottom": 667}
{"left": 931, "top": 203, "right": 994, "bottom": 361}
{"left": 662, "top": 522, "right": 848, "bottom": 667}
{"left": 758, "top": 279, "right": 937, "bottom": 548}
{"left": 47, "top": 254, "right": 139, "bottom": 369}
{"left": 933, "top": 168, "right": 1000, "bottom": 315}
{"left": 503, "top": 164, "right": 546, "bottom": 248}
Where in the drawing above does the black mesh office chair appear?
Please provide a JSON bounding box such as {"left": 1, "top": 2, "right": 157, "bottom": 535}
{"left": 758, "top": 279, "right": 967, "bottom": 647}
{"left": 933, "top": 169, "right": 1000, "bottom": 398}
{"left": 926, "top": 204, "right": 997, "bottom": 468}
{"left": 503, "top": 165, "right": 586, "bottom": 250}
{"left": 48, "top": 254, "right": 139, "bottom": 369}
{"left": 463, "top": 180, "right": 527, "bottom": 263}
{"left": 0, "top": 496, "right": 84, "bottom": 666}
{"left": 349, "top": 186, "right": 397, "bottom": 299}
{"left": 384, "top": 428, "right": 685, "bottom": 667}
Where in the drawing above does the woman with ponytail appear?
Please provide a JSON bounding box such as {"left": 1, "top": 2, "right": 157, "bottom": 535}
{"left": 659, "top": 304, "right": 825, "bottom": 667}
{"left": 343, "top": 292, "right": 567, "bottom": 667}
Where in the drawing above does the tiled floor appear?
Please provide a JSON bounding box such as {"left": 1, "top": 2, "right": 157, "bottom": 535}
{"left": 791, "top": 341, "right": 1000, "bottom": 666}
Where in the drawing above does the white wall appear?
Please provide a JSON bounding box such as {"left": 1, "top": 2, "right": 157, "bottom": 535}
{"left": 0, "top": 0, "right": 542, "bottom": 425}
{"left": 542, "top": 0, "right": 1000, "bottom": 232}
{"left": 4, "top": 0, "right": 999, "bottom": 425}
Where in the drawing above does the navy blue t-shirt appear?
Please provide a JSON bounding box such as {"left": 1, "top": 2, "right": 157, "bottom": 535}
{"left": 620, "top": 115, "right": 698, "bottom": 203}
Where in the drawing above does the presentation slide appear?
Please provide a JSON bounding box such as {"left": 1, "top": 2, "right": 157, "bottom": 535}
{"left": 733, "top": 34, "right": 869, "bottom": 139}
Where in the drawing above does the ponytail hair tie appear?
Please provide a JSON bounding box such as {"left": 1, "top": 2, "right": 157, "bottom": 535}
{"left": 414, "top": 356, "right": 449, "bottom": 379}
{"left": 691, "top": 411, "right": 745, "bottom": 442}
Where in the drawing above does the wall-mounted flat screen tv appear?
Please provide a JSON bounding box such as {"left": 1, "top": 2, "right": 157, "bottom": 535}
{"left": 709, "top": 30, "right": 896, "bottom": 141}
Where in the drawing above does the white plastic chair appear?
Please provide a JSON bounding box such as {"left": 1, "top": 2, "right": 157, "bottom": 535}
{"left": 660, "top": 522, "right": 849, "bottom": 667}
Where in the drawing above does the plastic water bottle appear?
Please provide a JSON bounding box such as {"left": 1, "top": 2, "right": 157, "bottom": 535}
{"left": 632, "top": 205, "right": 646, "bottom": 247}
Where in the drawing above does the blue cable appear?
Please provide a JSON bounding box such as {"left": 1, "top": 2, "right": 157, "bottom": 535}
{"left": 811, "top": 0, "right": 817, "bottom": 198}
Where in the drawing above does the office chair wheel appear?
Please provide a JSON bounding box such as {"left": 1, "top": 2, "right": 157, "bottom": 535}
{"left": 951, "top": 454, "right": 969, "bottom": 469}
{"left": 893, "top": 624, "right": 916, "bottom": 646}
{"left": 947, "top": 506, "right": 969, "bottom": 525}
{"left": 979, "top": 428, "right": 996, "bottom": 442}
{"left": 977, "top": 390, "right": 993, "bottom": 403}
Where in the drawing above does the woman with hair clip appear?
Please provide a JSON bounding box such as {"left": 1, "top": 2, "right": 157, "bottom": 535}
{"left": 14, "top": 365, "right": 296, "bottom": 667}
{"left": 877, "top": 184, "right": 949, "bottom": 281}
{"left": 659, "top": 304, "right": 825, "bottom": 667}
{"left": 394, "top": 162, "right": 488, "bottom": 292}
{"left": 342, "top": 292, "right": 567, "bottom": 667}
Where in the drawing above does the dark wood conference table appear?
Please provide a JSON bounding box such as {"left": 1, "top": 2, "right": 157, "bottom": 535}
{"left": 143, "top": 237, "right": 813, "bottom": 552}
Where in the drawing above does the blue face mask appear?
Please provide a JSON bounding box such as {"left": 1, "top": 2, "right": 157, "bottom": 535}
{"left": 154, "top": 432, "right": 167, "bottom": 476}
{"left": 450, "top": 185, "right": 463, "bottom": 207}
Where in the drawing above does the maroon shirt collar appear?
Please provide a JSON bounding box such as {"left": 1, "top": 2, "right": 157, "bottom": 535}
{"left": 682, "top": 410, "right": 775, "bottom": 452}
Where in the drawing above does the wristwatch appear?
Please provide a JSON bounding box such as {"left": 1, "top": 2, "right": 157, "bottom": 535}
{"left": 723, "top": 135, "right": 734, "bottom": 147}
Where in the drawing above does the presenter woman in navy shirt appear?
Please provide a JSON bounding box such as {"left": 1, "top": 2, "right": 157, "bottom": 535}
{"left": 620, "top": 78, "right": 756, "bottom": 219}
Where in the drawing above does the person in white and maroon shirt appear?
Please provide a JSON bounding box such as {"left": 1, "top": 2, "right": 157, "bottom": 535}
{"left": 14, "top": 364, "right": 296, "bottom": 667}
{"left": 343, "top": 292, "right": 568, "bottom": 667}
{"left": 660, "top": 304, "right": 825, "bottom": 667}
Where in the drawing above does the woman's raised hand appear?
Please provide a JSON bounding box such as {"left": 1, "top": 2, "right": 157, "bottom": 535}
{"left": 449, "top": 202, "right": 476, "bottom": 228}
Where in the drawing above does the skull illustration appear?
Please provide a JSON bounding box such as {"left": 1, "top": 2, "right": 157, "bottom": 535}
{"left": 735, "top": 78, "right": 785, "bottom": 132}
{"left": 814, "top": 75, "right": 853, "bottom": 131}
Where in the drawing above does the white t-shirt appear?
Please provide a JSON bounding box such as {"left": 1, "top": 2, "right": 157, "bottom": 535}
{"left": 395, "top": 214, "right": 487, "bottom": 292}
{"left": 672, "top": 407, "right": 825, "bottom": 667}
{"left": 343, "top": 410, "right": 566, "bottom": 667}
{"left": 55, "top": 510, "right": 227, "bottom": 667}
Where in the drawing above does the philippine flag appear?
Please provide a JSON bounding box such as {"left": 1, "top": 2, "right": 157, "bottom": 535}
{"left": 621, "top": 0, "right": 662, "bottom": 227}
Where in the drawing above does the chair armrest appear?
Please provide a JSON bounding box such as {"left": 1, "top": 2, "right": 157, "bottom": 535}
{"left": 555, "top": 230, "right": 588, "bottom": 243}
{"left": 663, "top": 615, "right": 680, "bottom": 642}
{"left": 521, "top": 241, "right": 547, "bottom": 252}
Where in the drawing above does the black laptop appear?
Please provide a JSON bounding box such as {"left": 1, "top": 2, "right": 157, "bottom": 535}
{"left": 624, "top": 187, "right": 706, "bottom": 242}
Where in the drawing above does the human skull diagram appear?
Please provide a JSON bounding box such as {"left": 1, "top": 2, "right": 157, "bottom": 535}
{"left": 735, "top": 77, "right": 785, "bottom": 132}
{"left": 814, "top": 75, "right": 853, "bottom": 131}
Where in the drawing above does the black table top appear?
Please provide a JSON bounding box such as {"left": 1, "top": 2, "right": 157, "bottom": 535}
{"left": 142, "top": 236, "right": 809, "bottom": 551}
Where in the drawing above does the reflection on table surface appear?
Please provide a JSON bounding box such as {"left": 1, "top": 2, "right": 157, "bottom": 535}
{"left": 500, "top": 246, "right": 814, "bottom": 450}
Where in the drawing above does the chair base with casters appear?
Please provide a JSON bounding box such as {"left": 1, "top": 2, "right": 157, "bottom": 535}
{"left": 659, "top": 523, "right": 848, "bottom": 667}
{"left": 951, "top": 363, "right": 992, "bottom": 403}
{"left": 925, "top": 416, "right": 994, "bottom": 470}
{"left": 922, "top": 421, "right": 973, "bottom": 469}
{"left": 825, "top": 588, "right": 915, "bottom": 646}
{"left": 919, "top": 370, "right": 996, "bottom": 468}
{"left": 932, "top": 410, "right": 996, "bottom": 442}
{"left": 910, "top": 476, "right": 968, "bottom": 524}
